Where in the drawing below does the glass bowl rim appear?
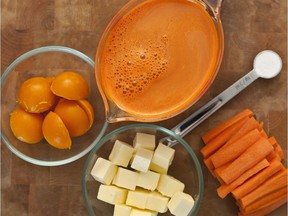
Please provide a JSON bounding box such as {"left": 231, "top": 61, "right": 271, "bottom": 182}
{"left": 81, "top": 123, "right": 204, "bottom": 216}
{"left": 0, "top": 45, "right": 109, "bottom": 166}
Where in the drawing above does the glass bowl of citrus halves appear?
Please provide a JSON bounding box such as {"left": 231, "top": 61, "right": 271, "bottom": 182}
{"left": 1, "top": 46, "right": 108, "bottom": 166}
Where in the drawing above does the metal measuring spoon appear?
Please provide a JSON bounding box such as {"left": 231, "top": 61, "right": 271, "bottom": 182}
{"left": 164, "top": 50, "right": 282, "bottom": 147}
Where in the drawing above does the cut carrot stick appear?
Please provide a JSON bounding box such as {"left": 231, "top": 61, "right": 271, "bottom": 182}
{"left": 268, "top": 136, "right": 277, "bottom": 147}
{"left": 226, "top": 117, "right": 262, "bottom": 145}
{"left": 266, "top": 151, "right": 281, "bottom": 162}
{"left": 240, "top": 187, "right": 287, "bottom": 214}
{"left": 239, "top": 169, "right": 287, "bottom": 208}
{"left": 211, "top": 129, "right": 262, "bottom": 169}
{"left": 214, "top": 163, "right": 229, "bottom": 184}
{"left": 217, "top": 159, "right": 269, "bottom": 199}
{"left": 238, "top": 194, "right": 287, "bottom": 216}
{"left": 202, "top": 109, "right": 253, "bottom": 144}
{"left": 218, "top": 137, "right": 274, "bottom": 184}
{"left": 232, "top": 159, "right": 284, "bottom": 200}
{"left": 259, "top": 121, "right": 264, "bottom": 128}
{"left": 259, "top": 130, "right": 268, "bottom": 139}
{"left": 201, "top": 116, "right": 250, "bottom": 158}
{"left": 214, "top": 164, "right": 229, "bottom": 178}
{"left": 204, "top": 157, "right": 215, "bottom": 176}
{"left": 268, "top": 136, "right": 284, "bottom": 160}
{"left": 274, "top": 143, "right": 285, "bottom": 160}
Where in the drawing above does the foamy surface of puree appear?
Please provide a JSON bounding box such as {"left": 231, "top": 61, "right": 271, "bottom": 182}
{"left": 100, "top": 0, "right": 220, "bottom": 118}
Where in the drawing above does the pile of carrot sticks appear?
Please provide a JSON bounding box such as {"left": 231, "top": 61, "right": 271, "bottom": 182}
{"left": 200, "top": 109, "right": 287, "bottom": 216}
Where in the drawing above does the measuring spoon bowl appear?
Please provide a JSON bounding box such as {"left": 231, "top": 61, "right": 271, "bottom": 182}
{"left": 253, "top": 50, "right": 282, "bottom": 79}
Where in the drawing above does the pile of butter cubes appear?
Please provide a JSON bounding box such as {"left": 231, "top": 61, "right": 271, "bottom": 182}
{"left": 90, "top": 132, "right": 195, "bottom": 216}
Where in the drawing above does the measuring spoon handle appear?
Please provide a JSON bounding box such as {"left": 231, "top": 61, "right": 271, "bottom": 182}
{"left": 171, "top": 69, "right": 259, "bottom": 140}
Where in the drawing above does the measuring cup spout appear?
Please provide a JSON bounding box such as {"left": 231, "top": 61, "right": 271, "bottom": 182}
{"left": 105, "top": 101, "right": 130, "bottom": 123}
{"left": 205, "top": 0, "right": 224, "bottom": 16}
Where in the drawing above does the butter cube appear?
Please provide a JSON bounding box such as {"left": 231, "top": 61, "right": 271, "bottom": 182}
{"left": 130, "top": 208, "right": 158, "bottom": 216}
{"left": 126, "top": 189, "right": 150, "bottom": 209}
{"left": 90, "top": 157, "right": 118, "bottom": 185}
{"left": 109, "top": 140, "right": 134, "bottom": 167}
{"left": 97, "top": 185, "right": 127, "bottom": 205}
{"left": 114, "top": 204, "right": 132, "bottom": 216}
{"left": 146, "top": 191, "right": 169, "bottom": 213}
{"left": 157, "top": 174, "right": 185, "bottom": 197}
{"left": 167, "top": 191, "right": 195, "bottom": 216}
{"left": 150, "top": 143, "right": 175, "bottom": 174}
{"left": 149, "top": 162, "right": 168, "bottom": 174}
{"left": 137, "top": 170, "right": 160, "bottom": 191}
{"left": 131, "top": 148, "right": 153, "bottom": 172}
{"left": 113, "top": 167, "right": 139, "bottom": 190}
{"left": 133, "top": 133, "right": 155, "bottom": 151}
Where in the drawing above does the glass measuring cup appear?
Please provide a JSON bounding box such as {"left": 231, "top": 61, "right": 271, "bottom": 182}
{"left": 95, "top": 0, "right": 224, "bottom": 123}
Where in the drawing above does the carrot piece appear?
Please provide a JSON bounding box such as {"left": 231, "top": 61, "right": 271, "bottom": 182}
{"left": 268, "top": 136, "right": 277, "bottom": 147}
{"left": 214, "top": 163, "right": 229, "bottom": 184}
{"left": 226, "top": 117, "right": 262, "bottom": 145}
{"left": 218, "top": 137, "right": 274, "bottom": 184}
{"left": 232, "top": 159, "right": 284, "bottom": 199}
{"left": 241, "top": 188, "right": 287, "bottom": 214}
{"left": 210, "top": 129, "right": 262, "bottom": 169}
{"left": 266, "top": 151, "right": 281, "bottom": 162}
{"left": 238, "top": 194, "right": 287, "bottom": 216}
{"left": 239, "top": 169, "right": 287, "bottom": 208}
{"left": 259, "top": 130, "right": 268, "bottom": 139}
{"left": 259, "top": 121, "right": 264, "bottom": 128}
{"left": 204, "top": 157, "right": 215, "bottom": 176}
{"left": 266, "top": 136, "right": 284, "bottom": 161}
{"left": 268, "top": 136, "right": 284, "bottom": 160}
{"left": 214, "top": 164, "right": 229, "bottom": 177}
{"left": 274, "top": 143, "right": 285, "bottom": 160}
{"left": 202, "top": 109, "right": 254, "bottom": 144}
{"left": 217, "top": 159, "right": 269, "bottom": 199}
{"left": 201, "top": 116, "right": 250, "bottom": 158}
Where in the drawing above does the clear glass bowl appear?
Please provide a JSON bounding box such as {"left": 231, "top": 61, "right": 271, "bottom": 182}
{"left": 1, "top": 46, "right": 108, "bottom": 166}
{"left": 82, "top": 124, "right": 204, "bottom": 216}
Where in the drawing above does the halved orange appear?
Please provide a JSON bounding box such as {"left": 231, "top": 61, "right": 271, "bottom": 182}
{"left": 54, "top": 99, "right": 91, "bottom": 137}
{"left": 76, "top": 99, "right": 94, "bottom": 129}
{"left": 42, "top": 111, "right": 71, "bottom": 149}
{"left": 17, "top": 77, "right": 56, "bottom": 113}
{"left": 50, "top": 72, "right": 89, "bottom": 100}
{"left": 10, "top": 107, "right": 43, "bottom": 144}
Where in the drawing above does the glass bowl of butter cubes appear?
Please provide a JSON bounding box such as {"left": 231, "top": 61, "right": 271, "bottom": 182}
{"left": 82, "top": 124, "right": 204, "bottom": 216}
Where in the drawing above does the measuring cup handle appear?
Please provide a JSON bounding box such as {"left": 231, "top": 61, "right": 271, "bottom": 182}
{"left": 171, "top": 70, "right": 259, "bottom": 139}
